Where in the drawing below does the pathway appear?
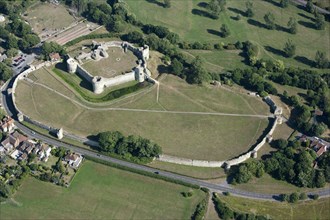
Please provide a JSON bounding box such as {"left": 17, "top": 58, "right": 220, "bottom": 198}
{"left": 26, "top": 79, "right": 273, "bottom": 118}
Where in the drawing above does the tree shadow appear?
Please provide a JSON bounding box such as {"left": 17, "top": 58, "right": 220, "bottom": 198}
{"left": 197, "top": 2, "right": 209, "bottom": 8}
{"left": 264, "top": 0, "right": 281, "bottom": 7}
{"left": 207, "top": 29, "right": 221, "bottom": 37}
{"left": 157, "top": 64, "right": 169, "bottom": 74}
{"left": 298, "top": 20, "right": 315, "bottom": 29}
{"left": 275, "top": 24, "right": 290, "bottom": 33}
{"left": 294, "top": 55, "right": 315, "bottom": 67}
{"left": 296, "top": 4, "right": 306, "bottom": 11}
{"left": 191, "top": 8, "right": 215, "bottom": 19}
{"left": 145, "top": 0, "right": 164, "bottom": 7}
{"left": 298, "top": 12, "right": 315, "bottom": 21}
{"left": 230, "top": 15, "right": 240, "bottom": 21}
{"left": 264, "top": 45, "right": 286, "bottom": 57}
{"left": 297, "top": 92, "right": 309, "bottom": 100}
{"left": 227, "top": 7, "right": 246, "bottom": 16}
{"left": 247, "top": 18, "right": 268, "bottom": 29}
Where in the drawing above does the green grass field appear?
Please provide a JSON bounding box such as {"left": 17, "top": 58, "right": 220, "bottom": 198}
{"left": 23, "top": 2, "right": 76, "bottom": 35}
{"left": 126, "top": 0, "right": 329, "bottom": 70}
{"left": 82, "top": 47, "right": 137, "bottom": 77}
{"left": 215, "top": 194, "right": 330, "bottom": 220}
{"left": 15, "top": 69, "right": 270, "bottom": 160}
{"left": 149, "top": 161, "right": 226, "bottom": 180}
{"left": 0, "top": 160, "right": 206, "bottom": 219}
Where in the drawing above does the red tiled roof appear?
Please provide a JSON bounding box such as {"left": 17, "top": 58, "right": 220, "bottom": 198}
{"left": 316, "top": 146, "right": 327, "bottom": 157}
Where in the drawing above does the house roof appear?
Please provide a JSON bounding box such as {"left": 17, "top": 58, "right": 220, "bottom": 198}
{"left": 316, "top": 146, "right": 327, "bottom": 157}
{"left": 20, "top": 153, "right": 28, "bottom": 160}
{"left": 65, "top": 153, "right": 80, "bottom": 162}
{"left": 11, "top": 131, "right": 28, "bottom": 143}
{"left": 314, "top": 109, "right": 323, "bottom": 116}
{"left": 0, "top": 116, "right": 14, "bottom": 129}
{"left": 49, "top": 53, "right": 60, "bottom": 61}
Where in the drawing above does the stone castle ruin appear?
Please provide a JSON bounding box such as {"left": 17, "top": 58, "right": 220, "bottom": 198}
{"left": 67, "top": 41, "right": 151, "bottom": 94}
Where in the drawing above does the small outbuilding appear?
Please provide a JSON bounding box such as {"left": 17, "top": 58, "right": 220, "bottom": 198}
{"left": 0, "top": 15, "right": 5, "bottom": 23}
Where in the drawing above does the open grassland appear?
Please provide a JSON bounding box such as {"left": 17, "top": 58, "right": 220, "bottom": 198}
{"left": 0, "top": 160, "right": 206, "bottom": 219}
{"left": 126, "top": 0, "right": 329, "bottom": 70}
{"left": 233, "top": 173, "right": 329, "bottom": 194}
{"left": 149, "top": 161, "right": 226, "bottom": 180}
{"left": 15, "top": 69, "right": 269, "bottom": 160}
{"left": 216, "top": 194, "right": 330, "bottom": 220}
{"left": 81, "top": 47, "right": 138, "bottom": 77}
{"left": 23, "top": 2, "right": 76, "bottom": 35}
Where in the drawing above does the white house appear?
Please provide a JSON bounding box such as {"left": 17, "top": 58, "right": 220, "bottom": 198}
{"left": 65, "top": 153, "right": 83, "bottom": 169}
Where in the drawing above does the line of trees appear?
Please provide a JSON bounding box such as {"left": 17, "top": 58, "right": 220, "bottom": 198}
{"left": 212, "top": 193, "right": 269, "bottom": 220}
{"left": 97, "top": 131, "right": 162, "bottom": 163}
{"left": 229, "top": 139, "right": 329, "bottom": 188}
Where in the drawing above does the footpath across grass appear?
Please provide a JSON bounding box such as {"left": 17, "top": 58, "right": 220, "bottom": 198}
{"left": 0, "top": 160, "right": 206, "bottom": 219}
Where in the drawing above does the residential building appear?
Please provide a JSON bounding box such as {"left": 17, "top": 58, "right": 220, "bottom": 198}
{"left": 0, "top": 116, "right": 15, "bottom": 133}
{"left": 65, "top": 153, "right": 83, "bottom": 169}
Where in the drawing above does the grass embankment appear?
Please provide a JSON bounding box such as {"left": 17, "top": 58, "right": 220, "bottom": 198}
{"left": 15, "top": 72, "right": 269, "bottom": 160}
{"left": 0, "top": 160, "right": 206, "bottom": 219}
{"left": 52, "top": 67, "right": 150, "bottom": 103}
{"left": 215, "top": 194, "right": 330, "bottom": 220}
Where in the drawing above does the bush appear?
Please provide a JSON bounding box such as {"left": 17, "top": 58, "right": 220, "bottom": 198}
{"left": 181, "top": 191, "right": 193, "bottom": 197}
{"left": 192, "top": 195, "right": 209, "bottom": 220}
{"left": 310, "top": 194, "right": 319, "bottom": 200}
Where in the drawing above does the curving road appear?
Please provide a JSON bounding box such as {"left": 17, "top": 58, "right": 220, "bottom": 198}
{"left": 1, "top": 77, "right": 329, "bottom": 201}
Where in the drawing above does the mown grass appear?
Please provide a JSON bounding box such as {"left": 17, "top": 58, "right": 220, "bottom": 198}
{"left": 216, "top": 193, "right": 330, "bottom": 220}
{"left": 15, "top": 76, "right": 269, "bottom": 160}
{"left": 126, "top": 0, "right": 329, "bottom": 70}
{"left": 0, "top": 160, "right": 206, "bottom": 219}
{"left": 233, "top": 173, "right": 330, "bottom": 194}
{"left": 23, "top": 2, "right": 76, "bottom": 35}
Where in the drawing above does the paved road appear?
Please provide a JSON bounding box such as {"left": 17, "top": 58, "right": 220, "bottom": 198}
{"left": 1, "top": 77, "right": 329, "bottom": 201}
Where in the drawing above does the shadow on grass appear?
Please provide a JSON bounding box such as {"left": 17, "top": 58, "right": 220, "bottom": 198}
{"left": 247, "top": 18, "right": 269, "bottom": 29}
{"left": 263, "top": 0, "right": 281, "bottom": 7}
{"left": 298, "top": 12, "right": 315, "bottom": 21}
{"left": 294, "top": 56, "right": 315, "bottom": 67}
{"left": 227, "top": 7, "right": 246, "bottom": 16}
{"left": 192, "top": 8, "right": 216, "bottom": 19}
{"left": 207, "top": 29, "right": 221, "bottom": 37}
{"left": 54, "top": 62, "right": 93, "bottom": 91}
{"left": 145, "top": 0, "right": 164, "bottom": 7}
{"left": 298, "top": 20, "right": 315, "bottom": 29}
{"left": 275, "top": 24, "right": 290, "bottom": 33}
{"left": 296, "top": 4, "right": 307, "bottom": 11}
{"left": 197, "top": 2, "right": 209, "bottom": 8}
{"left": 157, "top": 64, "right": 169, "bottom": 74}
{"left": 264, "top": 45, "right": 286, "bottom": 57}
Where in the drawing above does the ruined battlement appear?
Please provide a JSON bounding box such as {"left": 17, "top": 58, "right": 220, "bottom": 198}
{"left": 67, "top": 41, "right": 151, "bottom": 94}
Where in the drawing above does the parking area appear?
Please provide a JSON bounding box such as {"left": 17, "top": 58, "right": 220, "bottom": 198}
{"left": 11, "top": 53, "right": 35, "bottom": 75}
{"left": 46, "top": 21, "right": 100, "bottom": 46}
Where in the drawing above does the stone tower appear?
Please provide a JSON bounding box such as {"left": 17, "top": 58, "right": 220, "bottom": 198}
{"left": 57, "top": 128, "right": 63, "bottom": 140}
{"left": 67, "top": 58, "right": 78, "bottom": 73}
{"left": 92, "top": 76, "right": 104, "bottom": 94}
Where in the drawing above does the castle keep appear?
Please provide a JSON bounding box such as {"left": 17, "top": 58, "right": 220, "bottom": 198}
{"left": 66, "top": 41, "right": 151, "bottom": 94}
